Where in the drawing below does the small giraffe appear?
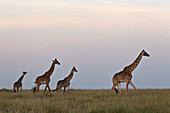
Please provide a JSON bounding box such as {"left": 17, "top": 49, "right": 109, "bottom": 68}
{"left": 111, "top": 50, "right": 150, "bottom": 96}
{"left": 53, "top": 67, "right": 78, "bottom": 94}
{"left": 34, "top": 59, "right": 60, "bottom": 93}
{"left": 13, "top": 71, "right": 27, "bottom": 93}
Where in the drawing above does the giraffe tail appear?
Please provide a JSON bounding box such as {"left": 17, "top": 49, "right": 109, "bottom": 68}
{"left": 53, "top": 89, "right": 57, "bottom": 92}
{"left": 114, "top": 88, "right": 118, "bottom": 94}
{"left": 53, "top": 87, "right": 60, "bottom": 92}
{"left": 33, "top": 87, "right": 36, "bottom": 93}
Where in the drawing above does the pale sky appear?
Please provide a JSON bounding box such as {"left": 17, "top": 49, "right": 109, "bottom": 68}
{"left": 0, "top": 0, "right": 170, "bottom": 89}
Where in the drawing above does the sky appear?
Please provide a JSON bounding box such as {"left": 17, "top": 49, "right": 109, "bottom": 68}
{"left": 0, "top": 0, "right": 170, "bottom": 90}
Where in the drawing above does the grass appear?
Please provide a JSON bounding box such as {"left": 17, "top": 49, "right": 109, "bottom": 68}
{"left": 0, "top": 89, "right": 169, "bottom": 113}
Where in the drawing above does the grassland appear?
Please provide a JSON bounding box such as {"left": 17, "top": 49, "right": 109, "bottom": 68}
{"left": 0, "top": 89, "right": 169, "bottom": 113}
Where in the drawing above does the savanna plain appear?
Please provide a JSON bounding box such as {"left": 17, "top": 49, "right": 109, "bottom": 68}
{"left": 0, "top": 89, "right": 169, "bottom": 113}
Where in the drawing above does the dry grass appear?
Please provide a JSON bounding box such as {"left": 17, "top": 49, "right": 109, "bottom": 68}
{"left": 0, "top": 89, "right": 169, "bottom": 113}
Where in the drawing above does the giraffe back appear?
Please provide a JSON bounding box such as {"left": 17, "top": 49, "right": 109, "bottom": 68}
{"left": 57, "top": 79, "right": 70, "bottom": 87}
{"left": 35, "top": 75, "right": 50, "bottom": 84}
{"left": 113, "top": 71, "right": 132, "bottom": 83}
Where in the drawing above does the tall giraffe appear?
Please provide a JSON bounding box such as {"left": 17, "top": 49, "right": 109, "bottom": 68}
{"left": 13, "top": 71, "right": 27, "bottom": 93}
{"left": 53, "top": 67, "right": 78, "bottom": 94}
{"left": 34, "top": 59, "right": 60, "bottom": 93}
{"left": 111, "top": 50, "right": 150, "bottom": 96}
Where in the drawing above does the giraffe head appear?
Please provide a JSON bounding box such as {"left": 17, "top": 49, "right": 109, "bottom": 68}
{"left": 73, "top": 67, "right": 78, "bottom": 72}
{"left": 23, "top": 71, "right": 27, "bottom": 75}
{"left": 142, "top": 50, "right": 150, "bottom": 57}
{"left": 53, "top": 59, "right": 61, "bottom": 65}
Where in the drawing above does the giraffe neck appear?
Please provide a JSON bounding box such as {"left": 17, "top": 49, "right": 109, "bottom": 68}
{"left": 65, "top": 69, "right": 74, "bottom": 82}
{"left": 126, "top": 52, "right": 143, "bottom": 73}
{"left": 44, "top": 62, "right": 55, "bottom": 78}
{"left": 17, "top": 74, "right": 25, "bottom": 83}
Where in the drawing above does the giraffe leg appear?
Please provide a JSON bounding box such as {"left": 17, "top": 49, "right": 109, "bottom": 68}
{"left": 13, "top": 85, "right": 16, "bottom": 93}
{"left": 126, "top": 81, "right": 130, "bottom": 96}
{"left": 21, "top": 85, "right": 22, "bottom": 92}
{"left": 118, "top": 83, "right": 122, "bottom": 95}
{"left": 44, "top": 85, "right": 47, "bottom": 93}
{"left": 130, "top": 81, "right": 136, "bottom": 96}
{"left": 46, "top": 79, "right": 51, "bottom": 93}
{"left": 17, "top": 87, "right": 19, "bottom": 93}
{"left": 36, "top": 83, "right": 40, "bottom": 93}
{"left": 111, "top": 84, "right": 118, "bottom": 95}
{"left": 47, "top": 83, "right": 51, "bottom": 93}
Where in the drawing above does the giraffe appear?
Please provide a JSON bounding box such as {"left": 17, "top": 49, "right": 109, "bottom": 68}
{"left": 111, "top": 50, "right": 150, "bottom": 96}
{"left": 13, "top": 71, "right": 27, "bottom": 93}
{"left": 53, "top": 67, "right": 78, "bottom": 94}
{"left": 34, "top": 59, "right": 60, "bottom": 93}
